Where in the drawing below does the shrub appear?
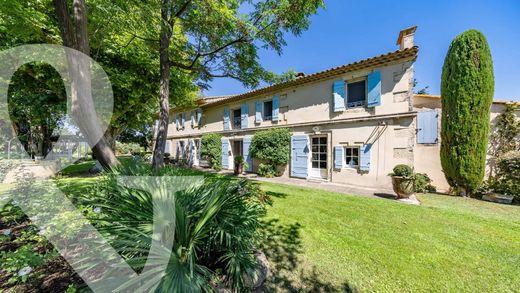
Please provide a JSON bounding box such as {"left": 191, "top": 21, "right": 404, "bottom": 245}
{"left": 200, "top": 133, "right": 222, "bottom": 170}
{"left": 257, "top": 163, "right": 277, "bottom": 178}
{"left": 415, "top": 173, "right": 437, "bottom": 193}
{"left": 116, "top": 141, "right": 144, "bottom": 155}
{"left": 249, "top": 128, "right": 291, "bottom": 176}
{"left": 440, "top": 30, "right": 494, "bottom": 196}
{"left": 485, "top": 151, "right": 520, "bottom": 202}
{"left": 389, "top": 164, "right": 413, "bottom": 177}
{"left": 83, "top": 167, "right": 269, "bottom": 291}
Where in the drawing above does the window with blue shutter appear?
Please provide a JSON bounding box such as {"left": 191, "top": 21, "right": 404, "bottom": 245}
{"left": 291, "top": 135, "right": 309, "bottom": 178}
{"left": 367, "top": 71, "right": 381, "bottom": 107}
{"left": 255, "top": 101, "right": 262, "bottom": 123}
{"left": 190, "top": 111, "right": 195, "bottom": 128}
{"left": 176, "top": 141, "right": 180, "bottom": 159}
{"left": 333, "top": 80, "right": 346, "bottom": 112}
{"left": 221, "top": 138, "right": 230, "bottom": 169}
{"left": 188, "top": 139, "right": 194, "bottom": 165}
{"left": 241, "top": 103, "right": 249, "bottom": 129}
{"left": 181, "top": 112, "right": 186, "bottom": 128}
{"left": 175, "top": 115, "right": 179, "bottom": 130}
{"left": 334, "top": 146, "right": 344, "bottom": 169}
{"left": 165, "top": 141, "right": 171, "bottom": 154}
{"left": 417, "top": 110, "right": 439, "bottom": 144}
{"left": 223, "top": 107, "right": 230, "bottom": 130}
{"left": 272, "top": 96, "right": 280, "bottom": 121}
{"left": 359, "top": 144, "right": 372, "bottom": 172}
{"left": 197, "top": 109, "right": 202, "bottom": 126}
{"left": 243, "top": 136, "right": 253, "bottom": 172}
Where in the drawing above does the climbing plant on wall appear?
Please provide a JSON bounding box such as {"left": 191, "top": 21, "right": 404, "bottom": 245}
{"left": 250, "top": 128, "right": 291, "bottom": 176}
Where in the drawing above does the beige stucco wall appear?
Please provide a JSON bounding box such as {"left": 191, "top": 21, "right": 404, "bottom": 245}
{"left": 167, "top": 59, "right": 414, "bottom": 139}
{"left": 413, "top": 96, "right": 520, "bottom": 192}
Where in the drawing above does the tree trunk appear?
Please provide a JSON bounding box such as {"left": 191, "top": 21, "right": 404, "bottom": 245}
{"left": 151, "top": 0, "right": 172, "bottom": 171}
{"left": 53, "top": 0, "right": 119, "bottom": 170}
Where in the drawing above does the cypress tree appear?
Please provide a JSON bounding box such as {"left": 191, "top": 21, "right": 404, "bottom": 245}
{"left": 440, "top": 30, "right": 494, "bottom": 195}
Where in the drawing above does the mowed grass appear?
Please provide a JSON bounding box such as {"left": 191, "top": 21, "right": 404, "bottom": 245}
{"left": 49, "top": 169, "right": 520, "bottom": 292}
{"left": 260, "top": 182, "right": 520, "bottom": 292}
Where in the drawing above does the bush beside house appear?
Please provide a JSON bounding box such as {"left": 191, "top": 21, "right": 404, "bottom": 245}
{"left": 200, "top": 134, "right": 222, "bottom": 170}
{"left": 249, "top": 128, "right": 291, "bottom": 177}
{"left": 440, "top": 29, "right": 494, "bottom": 196}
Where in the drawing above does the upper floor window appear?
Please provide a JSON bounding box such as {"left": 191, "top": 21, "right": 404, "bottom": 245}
{"left": 263, "top": 100, "right": 273, "bottom": 120}
{"left": 233, "top": 109, "right": 241, "bottom": 129}
{"left": 347, "top": 80, "right": 366, "bottom": 108}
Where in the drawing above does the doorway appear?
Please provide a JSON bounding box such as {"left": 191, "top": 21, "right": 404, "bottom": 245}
{"left": 233, "top": 140, "right": 243, "bottom": 157}
{"left": 310, "top": 136, "right": 327, "bottom": 179}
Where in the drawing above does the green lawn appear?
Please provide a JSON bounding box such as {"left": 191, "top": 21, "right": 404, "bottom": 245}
{"left": 260, "top": 183, "right": 520, "bottom": 292}
{"left": 49, "top": 172, "right": 520, "bottom": 292}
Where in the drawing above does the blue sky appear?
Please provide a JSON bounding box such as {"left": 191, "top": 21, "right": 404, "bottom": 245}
{"left": 204, "top": 0, "right": 520, "bottom": 101}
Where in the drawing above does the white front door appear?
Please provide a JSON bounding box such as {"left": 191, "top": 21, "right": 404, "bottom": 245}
{"left": 310, "top": 136, "right": 328, "bottom": 179}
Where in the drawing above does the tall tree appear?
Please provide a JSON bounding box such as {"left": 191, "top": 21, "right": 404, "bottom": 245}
{"left": 151, "top": 0, "right": 324, "bottom": 169}
{"left": 440, "top": 30, "right": 494, "bottom": 196}
{"left": 53, "top": 0, "right": 119, "bottom": 169}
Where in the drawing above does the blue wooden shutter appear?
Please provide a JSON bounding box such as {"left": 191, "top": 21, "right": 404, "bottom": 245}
{"left": 197, "top": 109, "right": 202, "bottom": 126}
{"left": 190, "top": 111, "right": 195, "bottom": 128}
{"left": 417, "top": 110, "right": 439, "bottom": 144}
{"left": 333, "top": 80, "right": 346, "bottom": 112}
{"left": 165, "top": 141, "right": 171, "bottom": 154}
{"left": 188, "top": 139, "right": 194, "bottom": 164}
{"left": 359, "top": 144, "right": 372, "bottom": 172}
{"left": 241, "top": 103, "right": 249, "bottom": 129}
{"left": 272, "top": 96, "right": 280, "bottom": 121}
{"left": 334, "top": 146, "right": 344, "bottom": 169}
{"left": 367, "top": 71, "right": 381, "bottom": 107}
{"left": 223, "top": 107, "right": 230, "bottom": 130}
{"left": 181, "top": 112, "right": 186, "bottom": 128}
{"left": 175, "top": 115, "right": 179, "bottom": 130}
{"left": 221, "top": 138, "right": 230, "bottom": 169}
{"left": 291, "top": 135, "right": 309, "bottom": 178}
{"left": 243, "top": 136, "right": 253, "bottom": 172}
{"left": 255, "top": 101, "right": 262, "bottom": 123}
{"left": 176, "top": 141, "right": 180, "bottom": 159}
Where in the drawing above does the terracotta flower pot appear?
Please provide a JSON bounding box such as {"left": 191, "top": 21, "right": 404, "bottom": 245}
{"left": 391, "top": 176, "right": 415, "bottom": 198}
{"left": 234, "top": 163, "right": 243, "bottom": 175}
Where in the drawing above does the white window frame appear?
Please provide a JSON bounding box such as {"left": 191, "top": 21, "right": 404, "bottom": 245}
{"left": 346, "top": 78, "right": 367, "bottom": 109}
{"left": 344, "top": 146, "right": 360, "bottom": 169}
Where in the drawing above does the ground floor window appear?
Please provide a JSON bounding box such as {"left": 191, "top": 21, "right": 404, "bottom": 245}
{"left": 345, "top": 146, "right": 359, "bottom": 168}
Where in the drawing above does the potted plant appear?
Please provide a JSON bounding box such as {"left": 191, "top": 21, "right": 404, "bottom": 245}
{"left": 389, "top": 164, "right": 415, "bottom": 199}
{"left": 234, "top": 155, "right": 247, "bottom": 175}
{"left": 164, "top": 152, "right": 171, "bottom": 164}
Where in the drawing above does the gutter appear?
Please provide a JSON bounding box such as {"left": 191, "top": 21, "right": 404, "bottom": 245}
{"left": 167, "top": 111, "right": 418, "bottom": 139}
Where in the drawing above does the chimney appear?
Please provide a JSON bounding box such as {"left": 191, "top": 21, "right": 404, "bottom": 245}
{"left": 396, "top": 26, "right": 417, "bottom": 50}
{"left": 296, "top": 72, "right": 305, "bottom": 78}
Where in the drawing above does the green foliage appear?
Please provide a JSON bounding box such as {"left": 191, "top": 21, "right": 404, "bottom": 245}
{"left": 484, "top": 151, "right": 520, "bottom": 202}
{"left": 250, "top": 128, "right": 291, "bottom": 176}
{"left": 0, "top": 244, "right": 45, "bottom": 284}
{"left": 257, "top": 163, "right": 277, "bottom": 178}
{"left": 414, "top": 173, "right": 437, "bottom": 193}
{"left": 389, "top": 164, "right": 413, "bottom": 177}
{"left": 82, "top": 167, "right": 269, "bottom": 292}
{"left": 440, "top": 30, "right": 495, "bottom": 195}
{"left": 116, "top": 141, "right": 144, "bottom": 155}
{"left": 490, "top": 104, "right": 520, "bottom": 162}
{"left": 200, "top": 134, "right": 222, "bottom": 170}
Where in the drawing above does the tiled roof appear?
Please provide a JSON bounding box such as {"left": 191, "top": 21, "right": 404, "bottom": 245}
{"left": 168, "top": 46, "right": 419, "bottom": 113}
{"left": 415, "top": 94, "right": 520, "bottom": 106}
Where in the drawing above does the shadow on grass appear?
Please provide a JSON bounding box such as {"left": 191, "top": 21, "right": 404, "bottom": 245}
{"left": 259, "top": 219, "right": 358, "bottom": 292}
{"left": 265, "top": 191, "right": 287, "bottom": 199}
{"left": 373, "top": 193, "right": 397, "bottom": 200}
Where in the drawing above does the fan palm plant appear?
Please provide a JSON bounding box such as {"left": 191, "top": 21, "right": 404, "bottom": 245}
{"left": 82, "top": 163, "right": 269, "bottom": 292}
